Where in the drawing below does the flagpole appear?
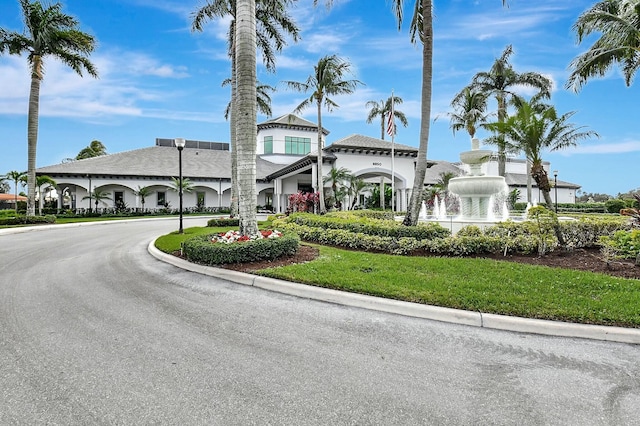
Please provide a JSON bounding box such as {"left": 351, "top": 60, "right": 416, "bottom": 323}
{"left": 390, "top": 90, "right": 395, "bottom": 214}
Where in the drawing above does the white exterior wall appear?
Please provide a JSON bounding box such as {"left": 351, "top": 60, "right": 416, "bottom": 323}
{"left": 257, "top": 127, "right": 325, "bottom": 155}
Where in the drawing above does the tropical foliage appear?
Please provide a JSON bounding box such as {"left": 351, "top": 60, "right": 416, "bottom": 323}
{"left": 365, "top": 95, "right": 408, "bottom": 140}
{"left": 76, "top": 140, "right": 107, "bottom": 160}
{"left": 567, "top": 0, "right": 640, "bottom": 91}
{"left": 0, "top": 0, "right": 97, "bottom": 216}
{"left": 285, "top": 54, "right": 363, "bottom": 214}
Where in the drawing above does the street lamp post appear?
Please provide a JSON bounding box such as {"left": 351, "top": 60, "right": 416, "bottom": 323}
{"left": 175, "top": 138, "right": 186, "bottom": 233}
{"left": 553, "top": 170, "right": 558, "bottom": 213}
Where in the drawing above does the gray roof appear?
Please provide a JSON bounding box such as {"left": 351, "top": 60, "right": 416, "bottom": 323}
{"left": 37, "top": 146, "right": 283, "bottom": 181}
{"left": 423, "top": 161, "right": 463, "bottom": 185}
{"left": 258, "top": 113, "right": 329, "bottom": 135}
{"left": 504, "top": 173, "right": 581, "bottom": 189}
{"left": 328, "top": 134, "right": 418, "bottom": 154}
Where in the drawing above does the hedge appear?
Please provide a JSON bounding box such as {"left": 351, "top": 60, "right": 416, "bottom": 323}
{"left": 182, "top": 231, "right": 299, "bottom": 265}
{"left": 0, "top": 215, "right": 56, "bottom": 226}
{"left": 207, "top": 218, "right": 240, "bottom": 227}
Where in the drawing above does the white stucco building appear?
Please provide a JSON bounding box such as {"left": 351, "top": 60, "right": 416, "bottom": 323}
{"left": 36, "top": 114, "right": 579, "bottom": 212}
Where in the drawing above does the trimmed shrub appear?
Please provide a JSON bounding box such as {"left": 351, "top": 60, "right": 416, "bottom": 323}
{"left": 599, "top": 230, "right": 640, "bottom": 261}
{"left": 0, "top": 215, "right": 56, "bottom": 226}
{"left": 605, "top": 199, "right": 626, "bottom": 214}
{"left": 182, "top": 231, "right": 299, "bottom": 265}
{"left": 207, "top": 218, "right": 240, "bottom": 227}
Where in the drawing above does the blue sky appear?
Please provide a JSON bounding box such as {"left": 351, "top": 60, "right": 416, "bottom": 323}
{"left": 1, "top": 0, "right": 638, "bottom": 196}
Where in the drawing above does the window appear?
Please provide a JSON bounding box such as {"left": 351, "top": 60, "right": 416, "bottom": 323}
{"left": 264, "top": 136, "right": 273, "bottom": 154}
{"left": 157, "top": 191, "right": 166, "bottom": 206}
{"left": 285, "top": 136, "right": 311, "bottom": 155}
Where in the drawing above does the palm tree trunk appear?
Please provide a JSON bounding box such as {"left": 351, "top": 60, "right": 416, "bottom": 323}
{"left": 316, "top": 101, "right": 326, "bottom": 214}
{"left": 230, "top": 46, "right": 239, "bottom": 218}
{"left": 532, "top": 162, "right": 566, "bottom": 247}
{"left": 497, "top": 95, "right": 507, "bottom": 177}
{"left": 403, "top": 0, "right": 433, "bottom": 226}
{"left": 380, "top": 115, "right": 385, "bottom": 140}
{"left": 27, "top": 72, "right": 41, "bottom": 217}
{"left": 235, "top": 0, "right": 258, "bottom": 235}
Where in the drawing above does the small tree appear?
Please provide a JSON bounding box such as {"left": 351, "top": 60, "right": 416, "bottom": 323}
{"left": 82, "top": 188, "right": 111, "bottom": 213}
{"left": 134, "top": 185, "right": 154, "bottom": 211}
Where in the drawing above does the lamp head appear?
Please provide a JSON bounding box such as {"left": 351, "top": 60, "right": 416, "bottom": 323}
{"left": 174, "top": 138, "right": 186, "bottom": 149}
{"left": 553, "top": 170, "right": 558, "bottom": 178}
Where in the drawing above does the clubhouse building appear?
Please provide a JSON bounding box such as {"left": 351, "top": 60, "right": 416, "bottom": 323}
{"left": 36, "top": 114, "right": 579, "bottom": 213}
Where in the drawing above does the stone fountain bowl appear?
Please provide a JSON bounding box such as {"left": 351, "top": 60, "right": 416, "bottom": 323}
{"left": 459, "top": 149, "right": 493, "bottom": 165}
{"left": 448, "top": 175, "right": 507, "bottom": 197}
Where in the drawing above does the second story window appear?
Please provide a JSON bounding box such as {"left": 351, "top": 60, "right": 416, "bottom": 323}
{"left": 264, "top": 136, "right": 273, "bottom": 154}
{"left": 285, "top": 136, "right": 311, "bottom": 155}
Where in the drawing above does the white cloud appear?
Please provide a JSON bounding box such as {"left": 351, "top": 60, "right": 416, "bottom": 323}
{"left": 564, "top": 140, "right": 640, "bottom": 155}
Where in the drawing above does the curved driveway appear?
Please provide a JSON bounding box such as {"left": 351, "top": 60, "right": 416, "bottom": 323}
{"left": 1, "top": 218, "right": 640, "bottom": 425}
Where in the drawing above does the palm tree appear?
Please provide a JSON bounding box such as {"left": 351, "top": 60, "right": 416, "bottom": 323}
{"left": 323, "top": 166, "right": 352, "bottom": 209}
{"left": 485, "top": 99, "right": 598, "bottom": 245}
{"left": 192, "top": 0, "right": 299, "bottom": 224}
{"left": 284, "top": 55, "right": 363, "bottom": 214}
{"left": 4, "top": 170, "right": 26, "bottom": 212}
{"left": 447, "top": 87, "right": 491, "bottom": 144}
{"left": 133, "top": 185, "right": 154, "bottom": 211}
{"left": 0, "top": 0, "right": 97, "bottom": 216}
{"left": 75, "top": 140, "right": 107, "bottom": 160}
{"left": 567, "top": 0, "right": 640, "bottom": 91}
{"left": 365, "top": 96, "right": 408, "bottom": 140}
{"left": 223, "top": 79, "right": 275, "bottom": 119}
{"left": 465, "top": 45, "right": 552, "bottom": 177}
{"left": 348, "top": 176, "right": 371, "bottom": 210}
{"left": 170, "top": 177, "right": 195, "bottom": 194}
{"left": 82, "top": 187, "right": 111, "bottom": 212}
{"left": 35, "top": 175, "right": 56, "bottom": 215}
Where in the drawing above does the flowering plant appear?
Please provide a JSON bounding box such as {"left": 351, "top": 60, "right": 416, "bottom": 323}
{"left": 211, "top": 229, "right": 283, "bottom": 244}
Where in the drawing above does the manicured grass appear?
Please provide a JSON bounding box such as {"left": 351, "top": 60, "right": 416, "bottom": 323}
{"left": 257, "top": 244, "right": 640, "bottom": 328}
{"left": 155, "top": 226, "right": 231, "bottom": 253}
{"left": 154, "top": 220, "right": 274, "bottom": 253}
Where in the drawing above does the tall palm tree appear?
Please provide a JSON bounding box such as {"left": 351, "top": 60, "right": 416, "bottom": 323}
{"left": 365, "top": 95, "right": 408, "bottom": 140}
{"left": 234, "top": 0, "right": 259, "bottom": 235}
{"left": 485, "top": 99, "right": 598, "bottom": 245}
{"left": 447, "top": 87, "right": 491, "bottom": 144}
{"left": 82, "top": 187, "right": 111, "bottom": 212}
{"left": 133, "top": 185, "right": 154, "bottom": 211}
{"left": 465, "top": 45, "right": 552, "bottom": 177}
{"left": 192, "top": 0, "right": 299, "bottom": 223}
{"left": 223, "top": 79, "right": 275, "bottom": 119}
{"left": 284, "top": 54, "right": 363, "bottom": 214}
{"left": 323, "top": 166, "right": 352, "bottom": 209}
{"left": 4, "top": 170, "right": 26, "bottom": 212}
{"left": 567, "top": 0, "right": 640, "bottom": 91}
{"left": 75, "top": 140, "right": 107, "bottom": 160}
{"left": 0, "top": 0, "right": 97, "bottom": 217}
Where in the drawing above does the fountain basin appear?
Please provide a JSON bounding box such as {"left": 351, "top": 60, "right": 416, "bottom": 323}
{"left": 448, "top": 176, "right": 507, "bottom": 197}
{"left": 458, "top": 149, "right": 493, "bottom": 165}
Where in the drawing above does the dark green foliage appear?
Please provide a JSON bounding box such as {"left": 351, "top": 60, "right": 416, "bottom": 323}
{"left": 0, "top": 215, "right": 56, "bottom": 225}
{"left": 605, "top": 199, "right": 626, "bottom": 214}
{"left": 284, "top": 212, "right": 450, "bottom": 240}
{"left": 183, "top": 232, "right": 299, "bottom": 265}
{"left": 207, "top": 218, "right": 240, "bottom": 227}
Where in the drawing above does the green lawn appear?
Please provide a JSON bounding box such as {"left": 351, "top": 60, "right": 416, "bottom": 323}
{"left": 155, "top": 225, "right": 640, "bottom": 328}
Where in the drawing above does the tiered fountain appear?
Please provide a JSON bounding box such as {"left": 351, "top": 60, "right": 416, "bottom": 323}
{"left": 420, "top": 138, "right": 509, "bottom": 234}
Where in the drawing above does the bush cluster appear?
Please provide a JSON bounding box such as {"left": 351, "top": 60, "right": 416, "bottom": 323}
{"left": 207, "top": 218, "right": 240, "bottom": 227}
{"left": 274, "top": 212, "right": 629, "bottom": 257}
{"left": 599, "top": 229, "right": 640, "bottom": 261}
{"left": 282, "top": 212, "right": 451, "bottom": 240}
{"left": 0, "top": 215, "right": 56, "bottom": 226}
{"left": 182, "top": 231, "right": 299, "bottom": 266}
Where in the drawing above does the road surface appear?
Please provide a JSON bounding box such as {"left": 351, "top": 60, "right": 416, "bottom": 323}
{"left": 1, "top": 218, "right": 639, "bottom": 424}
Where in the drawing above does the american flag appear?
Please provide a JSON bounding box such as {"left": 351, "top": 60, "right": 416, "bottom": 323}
{"left": 387, "top": 111, "right": 395, "bottom": 137}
